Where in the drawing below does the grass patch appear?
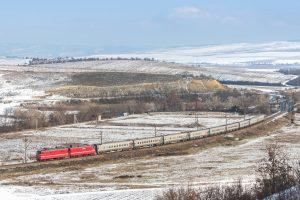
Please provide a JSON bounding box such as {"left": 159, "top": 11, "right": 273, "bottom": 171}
{"left": 114, "top": 174, "right": 142, "bottom": 179}
{"left": 70, "top": 72, "right": 179, "bottom": 87}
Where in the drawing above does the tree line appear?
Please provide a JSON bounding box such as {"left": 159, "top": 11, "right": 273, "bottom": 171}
{"left": 0, "top": 89, "right": 271, "bottom": 134}
{"left": 28, "top": 56, "right": 156, "bottom": 65}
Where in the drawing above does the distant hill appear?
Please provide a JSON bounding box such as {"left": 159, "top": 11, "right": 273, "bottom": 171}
{"left": 93, "top": 41, "right": 300, "bottom": 67}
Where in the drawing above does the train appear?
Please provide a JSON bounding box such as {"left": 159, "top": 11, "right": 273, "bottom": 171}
{"left": 36, "top": 144, "right": 97, "bottom": 161}
{"left": 36, "top": 115, "right": 266, "bottom": 162}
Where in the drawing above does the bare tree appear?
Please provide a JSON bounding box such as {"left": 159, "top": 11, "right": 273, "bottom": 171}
{"left": 255, "top": 143, "right": 296, "bottom": 199}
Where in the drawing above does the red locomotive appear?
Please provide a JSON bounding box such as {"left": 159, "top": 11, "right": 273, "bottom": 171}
{"left": 36, "top": 144, "right": 97, "bottom": 161}
{"left": 69, "top": 145, "right": 97, "bottom": 157}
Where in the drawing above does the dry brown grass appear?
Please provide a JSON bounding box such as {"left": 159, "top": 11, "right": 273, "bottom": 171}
{"left": 79, "top": 173, "right": 97, "bottom": 181}
{"left": 188, "top": 79, "right": 225, "bottom": 92}
{"left": 48, "top": 78, "right": 225, "bottom": 98}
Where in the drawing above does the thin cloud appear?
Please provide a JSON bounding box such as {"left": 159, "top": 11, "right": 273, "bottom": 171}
{"left": 221, "top": 16, "right": 239, "bottom": 24}
{"left": 170, "top": 6, "right": 209, "bottom": 19}
{"left": 169, "top": 6, "right": 239, "bottom": 24}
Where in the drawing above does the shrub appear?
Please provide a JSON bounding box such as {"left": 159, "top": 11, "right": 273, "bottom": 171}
{"left": 156, "top": 143, "right": 300, "bottom": 200}
{"left": 254, "top": 143, "right": 296, "bottom": 199}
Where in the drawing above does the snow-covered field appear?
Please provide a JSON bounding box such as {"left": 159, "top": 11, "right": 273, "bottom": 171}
{"left": 2, "top": 41, "right": 300, "bottom": 67}
{"left": 0, "top": 70, "right": 69, "bottom": 123}
{"left": 0, "top": 57, "right": 30, "bottom": 66}
{"left": 0, "top": 184, "right": 163, "bottom": 200}
{"left": 227, "top": 85, "right": 298, "bottom": 93}
{"left": 0, "top": 42, "right": 298, "bottom": 104}
{"left": 0, "top": 59, "right": 295, "bottom": 84}
{"left": 200, "top": 66, "right": 296, "bottom": 83}
{"left": 1, "top": 114, "right": 299, "bottom": 200}
{"left": 88, "top": 41, "right": 300, "bottom": 84}
{"left": 0, "top": 112, "right": 251, "bottom": 165}
{"left": 105, "top": 112, "right": 245, "bottom": 127}
{"left": 0, "top": 73, "right": 43, "bottom": 115}
{"left": 0, "top": 42, "right": 298, "bottom": 100}
{"left": 95, "top": 41, "right": 300, "bottom": 67}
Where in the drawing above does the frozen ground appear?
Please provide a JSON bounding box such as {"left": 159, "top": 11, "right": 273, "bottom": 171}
{"left": 0, "top": 59, "right": 296, "bottom": 85}
{"left": 0, "top": 71, "right": 69, "bottom": 117}
{"left": 90, "top": 41, "right": 300, "bottom": 84}
{"left": 95, "top": 41, "right": 300, "bottom": 67}
{"left": 0, "top": 112, "right": 251, "bottom": 165}
{"left": 227, "top": 85, "right": 299, "bottom": 93}
{"left": 0, "top": 57, "right": 30, "bottom": 66}
{"left": 0, "top": 58, "right": 296, "bottom": 120}
{"left": 1, "top": 114, "right": 299, "bottom": 200}
{"left": 0, "top": 184, "right": 163, "bottom": 200}
{"left": 0, "top": 42, "right": 299, "bottom": 90}
{"left": 104, "top": 112, "right": 246, "bottom": 127}
{"left": 200, "top": 67, "right": 297, "bottom": 84}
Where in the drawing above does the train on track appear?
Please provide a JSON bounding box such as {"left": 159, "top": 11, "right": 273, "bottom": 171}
{"left": 36, "top": 115, "right": 266, "bottom": 162}
{"left": 36, "top": 145, "right": 97, "bottom": 161}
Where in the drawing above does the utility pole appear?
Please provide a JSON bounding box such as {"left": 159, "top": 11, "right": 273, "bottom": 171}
{"left": 100, "top": 130, "right": 103, "bottom": 144}
{"left": 35, "top": 119, "right": 38, "bottom": 131}
{"left": 195, "top": 112, "right": 199, "bottom": 130}
{"left": 23, "top": 135, "right": 32, "bottom": 164}
{"left": 225, "top": 113, "right": 228, "bottom": 132}
{"left": 154, "top": 125, "right": 157, "bottom": 137}
{"left": 74, "top": 114, "right": 78, "bottom": 124}
{"left": 97, "top": 114, "right": 101, "bottom": 125}
{"left": 241, "top": 91, "right": 246, "bottom": 120}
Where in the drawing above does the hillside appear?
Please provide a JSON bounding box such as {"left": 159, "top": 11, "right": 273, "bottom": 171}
{"left": 48, "top": 76, "right": 225, "bottom": 98}
{"left": 0, "top": 59, "right": 295, "bottom": 84}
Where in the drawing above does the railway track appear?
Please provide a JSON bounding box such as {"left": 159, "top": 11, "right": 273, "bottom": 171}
{"left": 0, "top": 111, "right": 289, "bottom": 174}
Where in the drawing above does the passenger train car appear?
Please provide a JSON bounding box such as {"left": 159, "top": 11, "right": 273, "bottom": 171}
{"left": 133, "top": 136, "right": 163, "bottom": 148}
{"left": 97, "top": 140, "right": 133, "bottom": 153}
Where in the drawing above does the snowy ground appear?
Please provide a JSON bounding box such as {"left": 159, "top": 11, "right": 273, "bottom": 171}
{"left": 90, "top": 41, "right": 300, "bottom": 84}
{"left": 0, "top": 57, "right": 30, "bottom": 66}
{"left": 0, "top": 112, "right": 251, "bottom": 165}
{"left": 95, "top": 41, "right": 300, "bottom": 67}
{"left": 0, "top": 70, "right": 69, "bottom": 117}
{"left": 0, "top": 184, "right": 163, "bottom": 200}
{"left": 1, "top": 114, "right": 299, "bottom": 200}
{"left": 0, "top": 41, "right": 299, "bottom": 113}
{"left": 227, "top": 85, "right": 298, "bottom": 93}
{"left": 200, "top": 66, "right": 297, "bottom": 84}
{"left": 2, "top": 41, "right": 300, "bottom": 66}
{"left": 0, "top": 59, "right": 296, "bottom": 85}
{"left": 0, "top": 53, "right": 296, "bottom": 122}
{"left": 104, "top": 112, "right": 245, "bottom": 128}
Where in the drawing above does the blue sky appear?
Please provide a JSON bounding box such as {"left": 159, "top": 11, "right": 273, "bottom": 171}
{"left": 1, "top": 0, "right": 300, "bottom": 56}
